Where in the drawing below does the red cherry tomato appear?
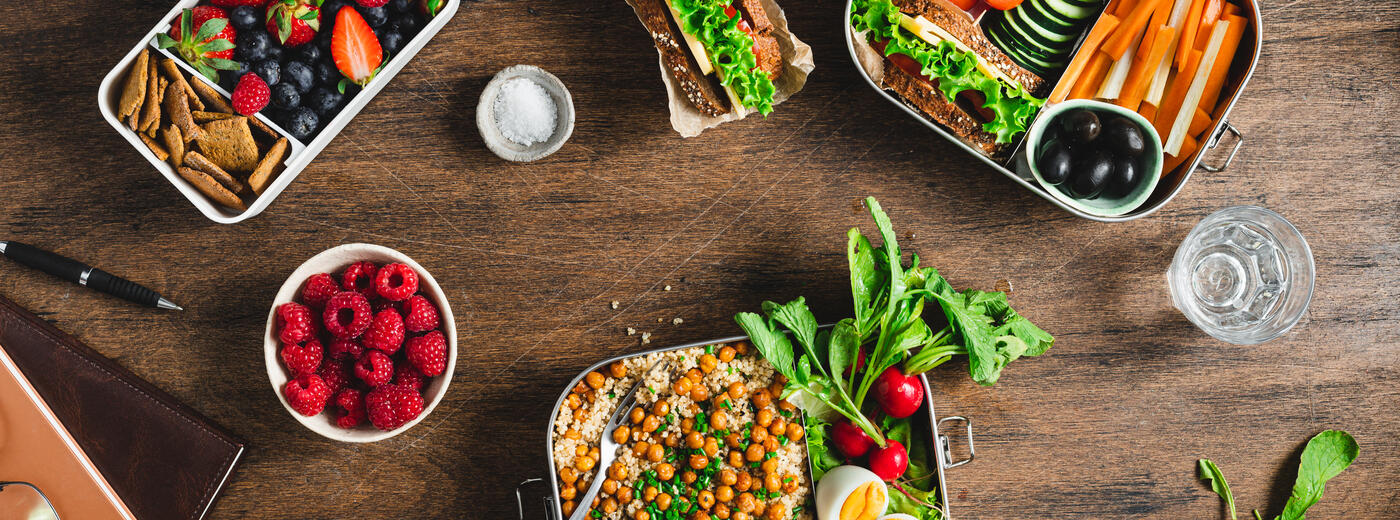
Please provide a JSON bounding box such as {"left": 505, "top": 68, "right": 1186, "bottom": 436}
{"left": 947, "top": 0, "right": 978, "bottom": 10}
{"left": 985, "top": 0, "right": 1024, "bottom": 9}
{"left": 869, "top": 440, "right": 909, "bottom": 481}
{"left": 832, "top": 419, "right": 877, "bottom": 458}
{"left": 873, "top": 366, "right": 924, "bottom": 419}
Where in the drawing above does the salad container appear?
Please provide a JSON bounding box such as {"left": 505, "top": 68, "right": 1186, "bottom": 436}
{"left": 98, "top": 0, "right": 460, "bottom": 224}
{"left": 515, "top": 331, "right": 976, "bottom": 520}
{"left": 844, "top": 0, "right": 1261, "bottom": 222}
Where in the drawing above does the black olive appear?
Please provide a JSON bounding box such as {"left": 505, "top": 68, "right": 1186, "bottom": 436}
{"left": 1038, "top": 141, "right": 1074, "bottom": 185}
{"left": 1105, "top": 155, "right": 1141, "bottom": 198}
{"left": 1058, "top": 109, "right": 1101, "bottom": 146}
{"left": 1102, "top": 117, "right": 1146, "bottom": 157}
{"left": 1066, "top": 149, "right": 1114, "bottom": 199}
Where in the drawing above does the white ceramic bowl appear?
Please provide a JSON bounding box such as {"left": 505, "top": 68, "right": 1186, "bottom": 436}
{"left": 264, "top": 243, "right": 456, "bottom": 442}
{"left": 476, "top": 65, "right": 575, "bottom": 162}
{"left": 1023, "top": 99, "right": 1163, "bottom": 217}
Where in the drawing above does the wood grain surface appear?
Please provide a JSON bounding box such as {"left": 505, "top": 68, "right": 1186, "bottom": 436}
{"left": 0, "top": 0, "right": 1397, "bottom": 518}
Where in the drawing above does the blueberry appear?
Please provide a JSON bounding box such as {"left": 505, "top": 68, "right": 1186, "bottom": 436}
{"left": 271, "top": 82, "right": 301, "bottom": 110}
{"left": 393, "top": 12, "right": 422, "bottom": 36}
{"left": 379, "top": 30, "right": 405, "bottom": 55}
{"left": 314, "top": 60, "right": 340, "bottom": 85}
{"left": 283, "top": 61, "right": 315, "bottom": 94}
{"left": 282, "top": 107, "right": 319, "bottom": 141}
{"left": 388, "top": 0, "right": 413, "bottom": 12}
{"left": 252, "top": 59, "right": 281, "bottom": 85}
{"left": 306, "top": 87, "right": 344, "bottom": 117}
{"left": 234, "top": 31, "right": 272, "bottom": 63}
{"left": 296, "top": 44, "right": 322, "bottom": 63}
{"left": 321, "top": 0, "right": 350, "bottom": 20}
{"left": 229, "top": 6, "right": 261, "bottom": 31}
{"left": 229, "top": 60, "right": 252, "bottom": 81}
{"left": 358, "top": 5, "right": 389, "bottom": 27}
{"left": 266, "top": 44, "right": 284, "bottom": 63}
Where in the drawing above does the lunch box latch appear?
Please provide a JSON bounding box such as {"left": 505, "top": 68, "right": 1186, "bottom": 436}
{"left": 937, "top": 416, "right": 975, "bottom": 469}
{"left": 516, "top": 478, "right": 559, "bottom": 520}
{"left": 1200, "top": 121, "right": 1245, "bottom": 173}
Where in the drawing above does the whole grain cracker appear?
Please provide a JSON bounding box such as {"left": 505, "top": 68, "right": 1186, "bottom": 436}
{"left": 248, "top": 137, "right": 288, "bottom": 195}
{"left": 118, "top": 49, "right": 149, "bottom": 118}
{"left": 164, "top": 83, "right": 202, "bottom": 142}
{"left": 162, "top": 125, "right": 185, "bottom": 167}
{"left": 139, "top": 59, "right": 162, "bottom": 133}
{"left": 192, "top": 111, "right": 236, "bottom": 123}
{"left": 183, "top": 151, "right": 245, "bottom": 194}
{"left": 195, "top": 117, "right": 259, "bottom": 173}
{"left": 145, "top": 76, "right": 167, "bottom": 139}
{"left": 159, "top": 59, "right": 204, "bottom": 112}
{"left": 138, "top": 133, "right": 168, "bottom": 161}
{"left": 177, "top": 166, "right": 246, "bottom": 211}
{"left": 246, "top": 115, "right": 279, "bottom": 142}
{"left": 190, "top": 78, "right": 235, "bottom": 114}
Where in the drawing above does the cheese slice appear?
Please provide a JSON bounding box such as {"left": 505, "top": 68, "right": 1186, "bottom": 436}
{"left": 899, "top": 14, "right": 1020, "bottom": 89}
{"left": 664, "top": 0, "right": 715, "bottom": 76}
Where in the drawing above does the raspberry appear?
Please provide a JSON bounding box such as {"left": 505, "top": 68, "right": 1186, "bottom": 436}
{"left": 301, "top": 273, "right": 340, "bottom": 308}
{"left": 394, "top": 358, "right": 425, "bottom": 390}
{"left": 341, "top": 261, "right": 379, "bottom": 299}
{"left": 362, "top": 309, "right": 406, "bottom": 354}
{"left": 333, "top": 389, "right": 366, "bottom": 428}
{"left": 326, "top": 337, "right": 364, "bottom": 361}
{"left": 277, "top": 302, "right": 315, "bottom": 344}
{"left": 402, "top": 295, "right": 440, "bottom": 332}
{"left": 318, "top": 359, "right": 354, "bottom": 396}
{"left": 406, "top": 330, "right": 448, "bottom": 377}
{"left": 280, "top": 338, "right": 323, "bottom": 377}
{"left": 355, "top": 350, "right": 394, "bottom": 387}
{"left": 373, "top": 299, "right": 403, "bottom": 316}
{"left": 231, "top": 73, "right": 270, "bottom": 115}
{"left": 374, "top": 263, "right": 419, "bottom": 301}
{"left": 366, "top": 384, "right": 424, "bottom": 431}
{"left": 323, "top": 291, "right": 372, "bottom": 338}
{"left": 283, "top": 374, "right": 331, "bottom": 416}
{"left": 355, "top": 0, "right": 390, "bottom": 8}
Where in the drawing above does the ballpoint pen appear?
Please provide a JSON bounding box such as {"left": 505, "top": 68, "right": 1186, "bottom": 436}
{"left": 0, "top": 241, "right": 183, "bottom": 311}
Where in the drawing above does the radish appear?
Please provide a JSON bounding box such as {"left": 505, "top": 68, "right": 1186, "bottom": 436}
{"left": 868, "top": 440, "right": 909, "bottom": 481}
{"left": 873, "top": 366, "right": 924, "bottom": 418}
{"left": 832, "top": 419, "right": 877, "bottom": 458}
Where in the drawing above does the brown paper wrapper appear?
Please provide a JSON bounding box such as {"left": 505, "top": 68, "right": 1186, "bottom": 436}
{"left": 625, "top": 0, "right": 815, "bottom": 137}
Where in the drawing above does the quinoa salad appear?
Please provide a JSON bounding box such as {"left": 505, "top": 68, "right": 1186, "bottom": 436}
{"left": 552, "top": 341, "right": 814, "bottom": 520}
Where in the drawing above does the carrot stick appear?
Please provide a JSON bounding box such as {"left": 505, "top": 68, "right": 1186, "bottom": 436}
{"left": 1119, "top": 26, "right": 1176, "bottom": 110}
{"left": 1137, "top": 2, "right": 1173, "bottom": 56}
{"left": 1140, "top": 102, "right": 1159, "bottom": 122}
{"left": 1070, "top": 53, "right": 1114, "bottom": 100}
{"left": 1176, "top": 0, "right": 1205, "bottom": 70}
{"left": 1154, "top": 49, "right": 1202, "bottom": 139}
{"left": 1163, "top": 135, "right": 1199, "bottom": 176}
{"left": 1199, "top": 0, "right": 1224, "bottom": 37}
{"left": 1050, "top": 15, "right": 1121, "bottom": 103}
{"left": 1223, "top": 2, "right": 1241, "bottom": 16}
{"left": 1188, "top": 106, "right": 1211, "bottom": 136}
{"left": 1104, "top": 0, "right": 1167, "bottom": 59}
{"left": 1198, "top": 13, "right": 1246, "bottom": 110}
{"left": 1111, "top": 0, "right": 1140, "bottom": 16}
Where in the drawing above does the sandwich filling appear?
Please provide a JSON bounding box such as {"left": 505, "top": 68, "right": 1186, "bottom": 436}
{"left": 852, "top": 0, "right": 1044, "bottom": 143}
{"left": 668, "top": 0, "right": 779, "bottom": 114}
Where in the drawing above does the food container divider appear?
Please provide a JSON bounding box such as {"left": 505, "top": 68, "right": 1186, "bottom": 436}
{"left": 516, "top": 330, "right": 975, "bottom": 520}
{"left": 98, "top": 0, "right": 460, "bottom": 224}
{"left": 844, "top": 0, "right": 1262, "bottom": 222}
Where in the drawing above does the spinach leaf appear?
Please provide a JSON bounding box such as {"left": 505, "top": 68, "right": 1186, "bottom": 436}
{"left": 928, "top": 290, "right": 1001, "bottom": 385}
{"left": 828, "top": 319, "right": 862, "bottom": 392}
{"left": 1278, "top": 430, "right": 1358, "bottom": 520}
{"left": 847, "top": 228, "right": 886, "bottom": 338}
{"left": 1198, "top": 459, "right": 1238, "bottom": 520}
{"left": 735, "top": 312, "right": 796, "bottom": 382}
{"left": 764, "top": 298, "right": 828, "bottom": 379}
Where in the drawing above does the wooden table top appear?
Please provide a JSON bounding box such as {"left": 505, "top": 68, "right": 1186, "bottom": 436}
{"left": 0, "top": 0, "right": 1396, "bottom": 518}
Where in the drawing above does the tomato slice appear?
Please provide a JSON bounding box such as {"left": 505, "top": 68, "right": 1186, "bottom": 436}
{"left": 724, "top": 4, "right": 737, "bottom": 18}
{"left": 947, "top": 0, "right": 978, "bottom": 9}
{"left": 984, "top": 0, "right": 1024, "bottom": 9}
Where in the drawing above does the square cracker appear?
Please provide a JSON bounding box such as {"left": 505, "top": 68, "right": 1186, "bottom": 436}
{"left": 195, "top": 117, "right": 259, "bottom": 173}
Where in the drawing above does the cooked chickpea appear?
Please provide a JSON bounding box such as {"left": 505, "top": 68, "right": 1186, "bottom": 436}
{"left": 653, "top": 401, "right": 671, "bottom": 416}
{"left": 681, "top": 417, "right": 695, "bottom": 433}
{"left": 590, "top": 447, "right": 600, "bottom": 460}
{"left": 560, "top": 467, "right": 578, "bottom": 484}
{"left": 751, "top": 389, "right": 772, "bottom": 409}
{"left": 613, "top": 425, "right": 630, "bottom": 444}
{"left": 573, "top": 408, "right": 588, "bottom": 422}
{"left": 593, "top": 496, "right": 601, "bottom": 508}
{"left": 657, "top": 493, "right": 673, "bottom": 511}
{"left": 566, "top": 393, "right": 582, "bottom": 409}
{"left": 752, "top": 501, "right": 767, "bottom": 517}
{"left": 689, "top": 454, "right": 709, "bottom": 470}
{"left": 717, "top": 468, "right": 738, "bottom": 486}
{"left": 603, "top": 498, "right": 619, "bottom": 514}
{"left": 709, "top": 411, "right": 728, "bottom": 431}
{"left": 692, "top": 511, "right": 711, "bottom": 520}
{"left": 722, "top": 381, "right": 743, "bottom": 399}
{"left": 566, "top": 428, "right": 582, "bottom": 440}
{"left": 735, "top": 472, "right": 752, "bottom": 492}
{"left": 713, "top": 394, "right": 733, "bottom": 411}
{"left": 630, "top": 407, "right": 646, "bottom": 424}
{"left": 665, "top": 433, "right": 680, "bottom": 447}
{"left": 745, "top": 443, "right": 765, "bottom": 462}
{"left": 642, "top": 414, "right": 661, "bottom": 433}
{"left": 751, "top": 424, "right": 769, "bottom": 444}
{"left": 735, "top": 493, "right": 756, "bottom": 513}
{"left": 764, "top": 473, "right": 781, "bottom": 492}
{"left": 777, "top": 400, "right": 797, "bottom": 413}
{"left": 716, "top": 484, "right": 735, "bottom": 502}
{"left": 725, "top": 432, "right": 744, "bottom": 448}
{"left": 767, "top": 381, "right": 784, "bottom": 399}
{"left": 718, "top": 346, "right": 737, "bottom": 362}
{"left": 619, "top": 486, "right": 634, "bottom": 504}
{"left": 602, "top": 479, "right": 618, "bottom": 495}
{"left": 562, "top": 500, "right": 576, "bottom": 516}
{"left": 715, "top": 504, "right": 731, "bottom": 520}
{"left": 609, "top": 361, "right": 627, "bottom": 378}
{"left": 785, "top": 423, "right": 805, "bottom": 442}
{"left": 689, "top": 385, "right": 709, "bottom": 402}
{"left": 673, "top": 377, "right": 693, "bottom": 395}
{"left": 698, "top": 490, "right": 716, "bottom": 509}
{"left": 761, "top": 458, "right": 778, "bottom": 475}
{"left": 686, "top": 368, "right": 704, "bottom": 382}
{"left": 609, "top": 462, "right": 628, "bottom": 481}
{"left": 585, "top": 371, "right": 606, "bottom": 389}
{"left": 586, "top": 392, "right": 596, "bottom": 404}
{"left": 756, "top": 409, "right": 774, "bottom": 427}
{"left": 686, "top": 431, "right": 705, "bottom": 449}
{"left": 734, "top": 341, "right": 750, "bottom": 355}
{"left": 699, "top": 354, "right": 719, "bottom": 374}
{"left": 728, "top": 450, "right": 744, "bottom": 467}
{"left": 763, "top": 437, "right": 778, "bottom": 452}
{"left": 647, "top": 444, "right": 664, "bottom": 462}
{"left": 765, "top": 503, "right": 787, "bottom": 520}
{"left": 703, "top": 437, "right": 720, "bottom": 457}
{"left": 577, "top": 479, "right": 589, "bottom": 492}
{"left": 657, "top": 463, "right": 675, "bottom": 481}
{"left": 643, "top": 485, "right": 659, "bottom": 501}
{"left": 769, "top": 419, "right": 786, "bottom": 437}
{"left": 574, "top": 445, "right": 588, "bottom": 457}
{"left": 682, "top": 470, "right": 697, "bottom": 484}
{"left": 633, "top": 441, "right": 650, "bottom": 457}
{"left": 572, "top": 382, "right": 589, "bottom": 394}
{"left": 781, "top": 473, "right": 799, "bottom": 493}
{"left": 635, "top": 510, "right": 650, "bottom": 520}
{"left": 560, "top": 486, "right": 577, "bottom": 501}
{"left": 576, "top": 455, "right": 596, "bottom": 472}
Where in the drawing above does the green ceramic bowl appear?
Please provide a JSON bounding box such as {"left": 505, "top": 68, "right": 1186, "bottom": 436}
{"left": 1025, "top": 99, "right": 1163, "bottom": 217}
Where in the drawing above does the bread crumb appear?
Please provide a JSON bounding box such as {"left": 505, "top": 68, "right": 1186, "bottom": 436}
{"left": 611, "top": 301, "right": 620, "bottom": 310}
{"left": 664, "top": 285, "right": 672, "bottom": 291}
{"left": 657, "top": 317, "right": 664, "bottom": 323}
{"left": 672, "top": 318, "right": 683, "bottom": 325}
{"left": 626, "top": 327, "right": 636, "bottom": 336}
{"left": 641, "top": 332, "right": 652, "bottom": 344}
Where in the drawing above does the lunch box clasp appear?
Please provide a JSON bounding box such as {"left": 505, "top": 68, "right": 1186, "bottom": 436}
{"left": 937, "top": 416, "right": 975, "bottom": 469}
{"left": 516, "top": 478, "right": 559, "bottom": 520}
{"left": 1200, "top": 121, "right": 1245, "bottom": 173}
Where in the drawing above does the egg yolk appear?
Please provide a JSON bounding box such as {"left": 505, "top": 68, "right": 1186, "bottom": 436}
{"left": 839, "top": 481, "right": 887, "bottom": 520}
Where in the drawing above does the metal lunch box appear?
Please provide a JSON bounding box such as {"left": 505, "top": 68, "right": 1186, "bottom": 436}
{"left": 515, "top": 332, "right": 977, "bottom": 520}
{"left": 844, "top": 0, "right": 1262, "bottom": 222}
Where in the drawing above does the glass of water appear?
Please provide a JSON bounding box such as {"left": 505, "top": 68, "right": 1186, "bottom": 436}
{"left": 1168, "top": 206, "right": 1314, "bottom": 344}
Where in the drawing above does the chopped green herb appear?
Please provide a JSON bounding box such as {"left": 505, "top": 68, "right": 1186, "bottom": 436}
{"left": 608, "top": 392, "right": 616, "bottom": 399}
{"left": 706, "top": 345, "right": 715, "bottom": 355}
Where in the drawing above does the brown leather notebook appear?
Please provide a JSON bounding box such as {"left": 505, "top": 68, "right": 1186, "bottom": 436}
{"left": 0, "top": 294, "right": 245, "bottom": 520}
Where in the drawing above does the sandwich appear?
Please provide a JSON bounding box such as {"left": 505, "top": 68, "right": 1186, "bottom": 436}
{"left": 851, "top": 0, "right": 1048, "bottom": 158}
{"left": 634, "top": 0, "right": 785, "bottom": 117}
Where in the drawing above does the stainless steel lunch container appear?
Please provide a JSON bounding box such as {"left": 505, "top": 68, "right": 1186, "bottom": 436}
{"left": 515, "top": 332, "right": 976, "bottom": 520}
{"left": 844, "top": 0, "right": 1262, "bottom": 222}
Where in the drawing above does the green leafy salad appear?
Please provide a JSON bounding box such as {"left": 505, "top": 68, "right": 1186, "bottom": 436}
{"left": 672, "top": 0, "right": 777, "bottom": 114}
{"left": 735, "top": 197, "right": 1052, "bottom": 520}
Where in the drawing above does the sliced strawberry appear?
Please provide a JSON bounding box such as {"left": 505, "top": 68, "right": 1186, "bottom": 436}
{"left": 266, "top": 0, "right": 321, "bottom": 47}
{"left": 156, "top": 7, "right": 238, "bottom": 82}
{"left": 331, "top": 6, "right": 384, "bottom": 89}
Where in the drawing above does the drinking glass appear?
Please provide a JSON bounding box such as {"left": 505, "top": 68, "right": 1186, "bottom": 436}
{"left": 0, "top": 481, "right": 59, "bottom": 520}
{"left": 1167, "top": 206, "right": 1314, "bottom": 344}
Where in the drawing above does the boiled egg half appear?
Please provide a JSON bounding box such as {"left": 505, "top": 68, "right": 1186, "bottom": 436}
{"left": 815, "top": 465, "right": 888, "bottom": 520}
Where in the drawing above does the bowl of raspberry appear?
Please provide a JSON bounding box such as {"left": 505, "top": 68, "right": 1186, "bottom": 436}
{"left": 264, "top": 243, "right": 456, "bottom": 442}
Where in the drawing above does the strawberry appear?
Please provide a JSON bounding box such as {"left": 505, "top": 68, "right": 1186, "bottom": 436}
{"left": 266, "top": 0, "right": 321, "bottom": 47}
{"left": 156, "top": 7, "right": 239, "bottom": 82}
{"left": 231, "top": 73, "right": 270, "bottom": 115}
{"left": 211, "top": 0, "right": 269, "bottom": 7}
{"left": 331, "top": 6, "right": 384, "bottom": 91}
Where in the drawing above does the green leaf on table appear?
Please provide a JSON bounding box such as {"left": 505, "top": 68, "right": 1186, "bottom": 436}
{"left": 1198, "top": 459, "right": 1238, "bottom": 520}
{"left": 1278, "top": 430, "right": 1359, "bottom": 520}
{"left": 736, "top": 312, "right": 796, "bottom": 382}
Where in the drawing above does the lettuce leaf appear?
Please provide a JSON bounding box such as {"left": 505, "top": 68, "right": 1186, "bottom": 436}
{"left": 851, "top": 0, "right": 1043, "bottom": 143}
{"left": 671, "top": 0, "right": 776, "bottom": 114}
{"left": 804, "top": 413, "right": 843, "bottom": 482}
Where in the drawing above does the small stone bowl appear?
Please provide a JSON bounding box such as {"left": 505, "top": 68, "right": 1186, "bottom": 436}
{"left": 476, "top": 65, "right": 574, "bottom": 162}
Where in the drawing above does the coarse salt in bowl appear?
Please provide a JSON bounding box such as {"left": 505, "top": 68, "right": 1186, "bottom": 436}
{"left": 477, "top": 65, "right": 574, "bottom": 162}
